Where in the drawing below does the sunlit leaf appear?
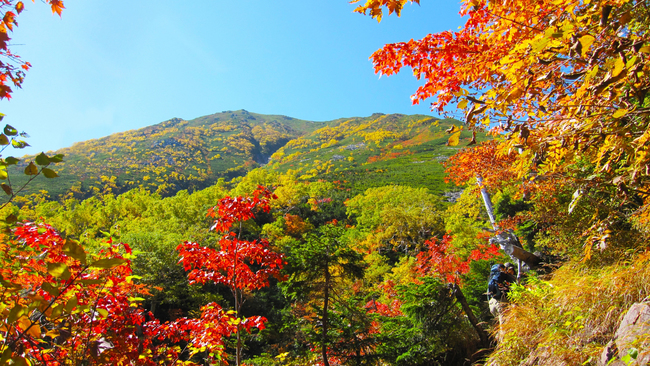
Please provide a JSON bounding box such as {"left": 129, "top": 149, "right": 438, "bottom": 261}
{"left": 62, "top": 239, "right": 86, "bottom": 263}
{"left": 447, "top": 131, "right": 462, "bottom": 146}
{"left": 24, "top": 162, "right": 38, "bottom": 175}
{"left": 7, "top": 305, "right": 25, "bottom": 324}
{"left": 612, "top": 109, "right": 628, "bottom": 119}
{"left": 35, "top": 152, "right": 49, "bottom": 166}
{"left": 42, "top": 168, "right": 58, "bottom": 178}
{"left": 64, "top": 296, "right": 78, "bottom": 313}
{"left": 3, "top": 124, "right": 17, "bottom": 136}
{"left": 90, "top": 258, "right": 127, "bottom": 269}
{"left": 41, "top": 282, "right": 60, "bottom": 296}
{"left": 47, "top": 263, "right": 68, "bottom": 278}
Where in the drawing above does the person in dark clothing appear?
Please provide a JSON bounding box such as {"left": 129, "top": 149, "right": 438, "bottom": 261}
{"left": 488, "top": 264, "right": 512, "bottom": 324}
{"left": 503, "top": 262, "right": 517, "bottom": 285}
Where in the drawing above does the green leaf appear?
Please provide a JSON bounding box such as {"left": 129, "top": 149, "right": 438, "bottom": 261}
{"left": 7, "top": 304, "right": 25, "bottom": 323}
{"left": 35, "top": 152, "right": 49, "bottom": 166}
{"left": 90, "top": 258, "right": 127, "bottom": 269}
{"left": 64, "top": 296, "right": 78, "bottom": 313}
{"left": 627, "top": 348, "right": 638, "bottom": 359}
{"left": 42, "top": 168, "right": 58, "bottom": 178}
{"left": 3, "top": 124, "right": 17, "bottom": 136}
{"left": 41, "top": 282, "right": 60, "bottom": 297}
{"left": 1, "top": 183, "right": 12, "bottom": 195}
{"left": 51, "top": 303, "right": 63, "bottom": 319}
{"left": 11, "top": 140, "right": 29, "bottom": 149}
{"left": 47, "top": 263, "right": 68, "bottom": 278}
{"left": 62, "top": 240, "right": 87, "bottom": 263}
{"left": 24, "top": 162, "right": 38, "bottom": 176}
{"left": 0, "top": 134, "right": 8, "bottom": 145}
{"left": 48, "top": 154, "right": 64, "bottom": 163}
{"left": 96, "top": 308, "right": 109, "bottom": 318}
{"left": 0, "top": 347, "right": 12, "bottom": 365}
{"left": 4, "top": 214, "right": 17, "bottom": 224}
{"left": 78, "top": 279, "right": 103, "bottom": 285}
{"left": 5, "top": 157, "right": 19, "bottom": 165}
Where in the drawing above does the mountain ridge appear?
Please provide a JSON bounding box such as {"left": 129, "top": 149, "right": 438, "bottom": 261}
{"left": 12, "top": 110, "right": 480, "bottom": 199}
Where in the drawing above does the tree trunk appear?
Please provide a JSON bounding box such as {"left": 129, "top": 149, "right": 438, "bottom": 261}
{"left": 451, "top": 283, "right": 490, "bottom": 348}
{"left": 235, "top": 290, "right": 242, "bottom": 366}
{"left": 322, "top": 266, "right": 330, "bottom": 366}
{"left": 477, "top": 175, "right": 498, "bottom": 230}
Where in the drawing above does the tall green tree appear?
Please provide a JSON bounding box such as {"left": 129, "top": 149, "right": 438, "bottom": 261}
{"left": 282, "top": 223, "right": 367, "bottom": 366}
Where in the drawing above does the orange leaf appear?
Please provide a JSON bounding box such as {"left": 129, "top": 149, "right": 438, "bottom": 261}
{"left": 49, "top": 0, "right": 65, "bottom": 16}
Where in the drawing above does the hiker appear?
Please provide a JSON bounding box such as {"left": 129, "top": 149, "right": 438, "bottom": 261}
{"left": 487, "top": 264, "right": 512, "bottom": 322}
{"left": 503, "top": 262, "right": 517, "bottom": 284}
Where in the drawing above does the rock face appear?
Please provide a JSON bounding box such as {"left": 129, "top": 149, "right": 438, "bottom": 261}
{"left": 599, "top": 302, "right": 650, "bottom": 366}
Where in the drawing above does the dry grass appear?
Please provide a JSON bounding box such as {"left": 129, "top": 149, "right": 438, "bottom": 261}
{"left": 485, "top": 250, "right": 650, "bottom": 366}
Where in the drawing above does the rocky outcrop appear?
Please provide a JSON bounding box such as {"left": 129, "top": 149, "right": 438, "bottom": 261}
{"left": 599, "top": 302, "right": 650, "bottom": 366}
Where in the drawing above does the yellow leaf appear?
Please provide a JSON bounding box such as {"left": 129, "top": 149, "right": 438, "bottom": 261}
{"left": 96, "top": 308, "right": 109, "bottom": 318}
{"left": 612, "top": 109, "right": 628, "bottom": 119}
{"left": 17, "top": 316, "right": 40, "bottom": 338}
{"left": 447, "top": 131, "right": 462, "bottom": 146}
{"left": 639, "top": 46, "right": 650, "bottom": 53}
{"left": 457, "top": 99, "right": 468, "bottom": 109}
{"left": 579, "top": 35, "right": 595, "bottom": 58}
{"left": 506, "top": 88, "right": 524, "bottom": 102}
{"left": 612, "top": 58, "right": 625, "bottom": 77}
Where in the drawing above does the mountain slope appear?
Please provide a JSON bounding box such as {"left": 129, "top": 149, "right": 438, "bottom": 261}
{"left": 15, "top": 110, "right": 332, "bottom": 198}
{"left": 266, "top": 113, "right": 486, "bottom": 194}
{"left": 13, "top": 111, "right": 484, "bottom": 199}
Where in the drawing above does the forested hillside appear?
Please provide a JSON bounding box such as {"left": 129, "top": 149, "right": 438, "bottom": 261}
{"left": 10, "top": 110, "right": 332, "bottom": 198}
{"left": 9, "top": 111, "right": 479, "bottom": 200}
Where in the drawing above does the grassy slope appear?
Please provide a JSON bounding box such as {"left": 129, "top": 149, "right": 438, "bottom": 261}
{"left": 11, "top": 110, "right": 333, "bottom": 198}
{"left": 10, "top": 111, "right": 486, "bottom": 199}
{"left": 266, "top": 113, "right": 488, "bottom": 194}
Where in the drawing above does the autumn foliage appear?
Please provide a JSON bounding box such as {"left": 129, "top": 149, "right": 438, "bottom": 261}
{"left": 415, "top": 234, "right": 500, "bottom": 285}
{"left": 360, "top": 0, "right": 650, "bottom": 254}
{"left": 0, "top": 0, "right": 64, "bottom": 99}
{"left": 176, "top": 186, "right": 284, "bottom": 365}
{"left": 0, "top": 223, "right": 153, "bottom": 365}
{"left": 443, "top": 140, "right": 519, "bottom": 191}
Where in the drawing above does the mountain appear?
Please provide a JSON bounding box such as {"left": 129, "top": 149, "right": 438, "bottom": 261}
{"left": 12, "top": 110, "right": 484, "bottom": 199}
{"left": 265, "top": 112, "right": 486, "bottom": 194}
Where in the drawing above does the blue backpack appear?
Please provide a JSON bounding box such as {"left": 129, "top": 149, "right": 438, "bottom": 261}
{"left": 487, "top": 264, "right": 506, "bottom": 300}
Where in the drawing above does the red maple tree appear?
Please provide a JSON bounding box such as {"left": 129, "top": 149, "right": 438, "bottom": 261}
{"left": 176, "top": 186, "right": 285, "bottom": 365}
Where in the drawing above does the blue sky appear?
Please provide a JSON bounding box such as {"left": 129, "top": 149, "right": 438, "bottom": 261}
{"left": 1, "top": 1, "right": 464, "bottom": 155}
